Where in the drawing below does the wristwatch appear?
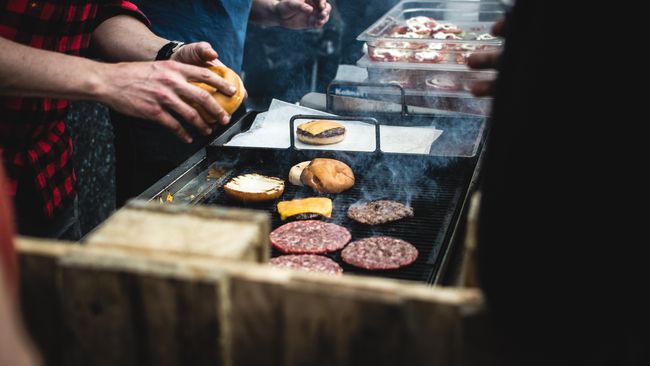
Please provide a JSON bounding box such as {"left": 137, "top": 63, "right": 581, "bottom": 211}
{"left": 155, "top": 41, "right": 186, "bottom": 61}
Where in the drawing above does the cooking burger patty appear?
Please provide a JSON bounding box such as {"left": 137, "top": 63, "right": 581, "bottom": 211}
{"left": 270, "top": 254, "right": 343, "bottom": 275}
{"left": 341, "top": 236, "right": 418, "bottom": 270}
{"left": 347, "top": 200, "right": 414, "bottom": 225}
{"left": 297, "top": 127, "right": 345, "bottom": 138}
{"left": 269, "top": 220, "right": 351, "bottom": 254}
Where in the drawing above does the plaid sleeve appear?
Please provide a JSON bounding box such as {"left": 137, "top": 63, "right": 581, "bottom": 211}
{"left": 95, "top": 1, "right": 151, "bottom": 29}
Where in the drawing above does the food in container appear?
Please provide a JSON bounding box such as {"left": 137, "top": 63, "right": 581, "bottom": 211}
{"left": 358, "top": 0, "right": 504, "bottom": 67}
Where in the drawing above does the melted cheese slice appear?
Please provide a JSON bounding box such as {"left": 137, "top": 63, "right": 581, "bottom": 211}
{"left": 297, "top": 120, "right": 345, "bottom": 136}
{"left": 277, "top": 197, "right": 333, "bottom": 220}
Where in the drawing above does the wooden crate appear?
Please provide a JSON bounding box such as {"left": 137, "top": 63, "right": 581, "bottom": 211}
{"left": 84, "top": 200, "right": 270, "bottom": 263}
{"left": 17, "top": 208, "right": 492, "bottom": 366}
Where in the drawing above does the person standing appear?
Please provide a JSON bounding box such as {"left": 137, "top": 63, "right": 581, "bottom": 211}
{"left": 112, "top": 0, "right": 332, "bottom": 206}
{"left": 1, "top": 1, "right": 236, "bottom": 239}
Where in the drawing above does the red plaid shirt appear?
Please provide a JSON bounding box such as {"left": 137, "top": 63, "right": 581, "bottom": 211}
{"left": 0, "top": 0, "right": 148, "bottom": 218}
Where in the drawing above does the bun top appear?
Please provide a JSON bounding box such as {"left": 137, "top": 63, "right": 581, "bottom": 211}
{"left": 225, "top": 173, "right": 283, "bottom": 194}
{"left": 297, "top": 120, "right": 345, "bottom": 136}
{"left": 190, "top": 65, "right": 245, "bottom": 116}
{"left": 300, "top": 158, "right": 355, "bottom": 194}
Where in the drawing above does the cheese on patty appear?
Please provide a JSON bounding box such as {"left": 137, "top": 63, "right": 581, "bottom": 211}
{"left": 277, "top": 197, "right": 333, "bottom": 220}
{"left": 297, "top": 120, "right": 345, "bottom": 136}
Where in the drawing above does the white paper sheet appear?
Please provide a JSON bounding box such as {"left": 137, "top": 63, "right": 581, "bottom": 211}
{"left": 225, "top": 99, "right": 442, "bottom": 154}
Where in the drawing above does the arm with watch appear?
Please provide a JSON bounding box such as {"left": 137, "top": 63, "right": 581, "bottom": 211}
{"left": 0, "top": 14, "right": 239, "bottom": 143}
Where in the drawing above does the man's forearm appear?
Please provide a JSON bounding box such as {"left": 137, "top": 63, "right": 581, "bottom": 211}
{"left": 91, "top": 15, "right": 168, "bottom": 62}
{"left": 0, "top": 37, "right": 108, "bottom": 101}
{"left": 250, "top": 0, "right": 281, "bottom": 26}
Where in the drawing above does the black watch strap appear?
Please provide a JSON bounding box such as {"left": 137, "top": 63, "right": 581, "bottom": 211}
{"left": 155, "top": 41, "right": 185, "bottom": 61}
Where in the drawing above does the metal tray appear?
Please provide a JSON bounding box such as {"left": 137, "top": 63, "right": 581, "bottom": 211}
{"left": 358, "top": 0, "right": 505, "bottom": 69}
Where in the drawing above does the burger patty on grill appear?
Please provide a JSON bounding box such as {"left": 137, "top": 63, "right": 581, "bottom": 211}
{"left": 270, "top": 254, "right": 343, "bottom": 275}
{"left": 347, "top": 200, "right": 414, "bottom": 225}
{"left": 269, "top": 220, "right": 351, "bottom": 254}
{"left": 341, "top": 236, "right": 418, "bottom": 270}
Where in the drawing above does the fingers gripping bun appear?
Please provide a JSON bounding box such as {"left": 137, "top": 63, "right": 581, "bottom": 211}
{"left": 191, "top": 65, "right": 245, "bottom": 121}
{"left": 300, "top": 158, "right": 355, "bottom": 194}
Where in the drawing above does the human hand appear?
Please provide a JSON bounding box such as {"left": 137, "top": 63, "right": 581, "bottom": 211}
{"left": 170, "top": 41, "right": 219, "bottom": 67}
{"left": 467, "top": 18, "right": 505, "bottom": 97}
{"left": 98, "top": 60, "right": 236, "bottom": 143}
{"left": 276, "top": 0, "right": 331, "bottom": 29}
{"left": 171, "top": 41, "right": 248, "bottom": 100}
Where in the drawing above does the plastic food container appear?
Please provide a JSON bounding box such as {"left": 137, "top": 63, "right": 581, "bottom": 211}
{"left": 357, "top": 54, "right": 496, "bottom": 93}
{"left": 357, "top": 0, "right": 505, "bottom": 69}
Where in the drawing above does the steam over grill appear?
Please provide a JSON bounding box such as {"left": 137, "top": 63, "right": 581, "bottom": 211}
{"left": 139, "top": 111, "right": 486, "bottom": 284}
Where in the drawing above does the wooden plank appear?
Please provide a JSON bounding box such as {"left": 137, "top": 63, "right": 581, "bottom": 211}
{"left": 56, "top": 249, "right": 229, "bottom": 366}
{"left": 279, "top": 272, "right": 484, "bottom": 366}
{"left": 281, "top": 273, "right": 406, "bottom": 366}
{"left": 16, "top": 237, "right": 74, "bottom": 366}
{"left": 84, "top": 200, "right": 270, "bottom": 262}
{"left": 226, "top": 266, "right": 291, "bottom": 366}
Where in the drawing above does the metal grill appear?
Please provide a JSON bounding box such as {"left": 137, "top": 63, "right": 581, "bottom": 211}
{"left": 139, "top": 111, "right": 485, "bottom": 284}
{"left": 201, "top": 145, "right": 473, "bottom": 283}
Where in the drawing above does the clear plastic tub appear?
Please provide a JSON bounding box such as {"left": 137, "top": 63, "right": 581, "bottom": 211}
{"left": 336, "top": 82, "right": 493, "bottom": 116}
{"left": 357, "top": 54, "right": 496, "bottom": 93}
{"left": 358, "top": 0, "right": 505, "bottom": 69}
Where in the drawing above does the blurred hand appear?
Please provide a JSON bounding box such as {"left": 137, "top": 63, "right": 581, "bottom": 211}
{"left": 467, "top": 18, "right": 505, "bottom": 97}
{"left": 276, "top": 0, "right": 331, "bottom": 29}
{"left": 98, "top": 60, "right": 236, "bottom": 143}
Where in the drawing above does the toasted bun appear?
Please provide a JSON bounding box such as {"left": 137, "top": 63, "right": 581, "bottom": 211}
{"left": 288, "top": 161, "right": 311, "bottom": 186}
{"left": 301, "top": 158, "right": 355, "bottom": 194}
{"left": 296, "top": 120, "right": 346, "bottom": 145}
{"left": 190, "top": 65, "right": 245, "bottom": 121}
{"left": 224, "top": 173, "right": 284, "bottom": 202}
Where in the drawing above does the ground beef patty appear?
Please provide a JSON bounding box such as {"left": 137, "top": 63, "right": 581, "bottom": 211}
{"left": 341, "top": 236, "right": 418, "bottom": 270}
{"left": 347, "top": 200, "right": 414, "bottom": 225}
{"left": 270, "top": 220, "right": 351, "bottom": 254}
{"left": 270, "top": 255, "right": 343, "bottom": 275}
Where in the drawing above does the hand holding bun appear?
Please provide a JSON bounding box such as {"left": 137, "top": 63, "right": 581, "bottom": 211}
{"left": 190, "top": 65, "right": 245, "bottom": 121}
{"left": 301, "top": 158, "right": 355, "bottom": 194}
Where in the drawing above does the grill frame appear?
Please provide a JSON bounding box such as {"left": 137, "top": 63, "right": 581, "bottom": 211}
{"left": 137, "top": 111, "right": 487, "bottom": 284}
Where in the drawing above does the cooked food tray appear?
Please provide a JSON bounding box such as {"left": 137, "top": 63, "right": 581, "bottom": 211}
{"left": 358, "top": 0, "right": 505, "bottom": 69}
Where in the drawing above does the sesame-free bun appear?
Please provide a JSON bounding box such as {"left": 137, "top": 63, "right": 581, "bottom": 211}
{"left": 288, "top": 161, "right": 311, "bottom": 186}
{"left": 191, "top": 65, "right": 245, "bottom": 121}
{"left": 224, "top": 174, "right": 284, "bottom": 202}
{"left": 300, "top": 158, "right": 355, "bottom": 194}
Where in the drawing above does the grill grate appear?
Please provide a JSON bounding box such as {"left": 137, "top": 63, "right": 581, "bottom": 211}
{"left": 201, "top": 146, "right": 473, "bottom": 283}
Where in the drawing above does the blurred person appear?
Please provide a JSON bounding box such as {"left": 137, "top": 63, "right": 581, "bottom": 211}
{"left": 0, "top": 164, "right": 40, "bottom": 366}
{"left": 1, "top": 1, "right": 237, "bottom": 239}
{"left": 469, "top": 1, "right": 646, "bottom": 364}
{"left": 113, "top": 0, "right": 332, "bottom": 205}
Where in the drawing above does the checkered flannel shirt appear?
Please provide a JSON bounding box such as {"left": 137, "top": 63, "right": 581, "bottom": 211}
{"left": 0, "top": 0, "right": 148, "bottom": 217}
